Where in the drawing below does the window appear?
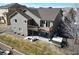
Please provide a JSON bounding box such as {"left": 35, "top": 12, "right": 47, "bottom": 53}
{"left": 50, "top": 22, "right": 53, "bottom": 27}
{"left": 15, "top": 19, "right": 17, "bottom": 23}
{"left": 40, "top": 20, "right": 45, "bottom": 27}
{"left": 24, "top": 20, "right": 26, "bottom": 23}
{"left": 46, "top": 21, "right": 50, "bottom": 27}
{"left": 19, "top": 28, "right": 22, "bottom": 31}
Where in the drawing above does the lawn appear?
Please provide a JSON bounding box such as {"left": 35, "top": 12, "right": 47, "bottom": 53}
{"left": 0, "top": 34, "right": 73, "bottom": 55}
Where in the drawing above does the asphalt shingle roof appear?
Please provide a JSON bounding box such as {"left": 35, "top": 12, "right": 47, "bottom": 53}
{"left": 36, "top": 8, "right": 61, "bottom": 21}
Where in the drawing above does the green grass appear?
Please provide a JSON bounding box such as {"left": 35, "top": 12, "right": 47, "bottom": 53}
{"left": 0, "top": 34, "right": 65, "bottom": 55}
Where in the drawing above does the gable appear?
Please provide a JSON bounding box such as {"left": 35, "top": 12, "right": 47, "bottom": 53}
{"left": 10, "top": 12, "right": 27, "bottom": 21}
{"left": 9, "top": 11, "right": 32, "bottom": 20}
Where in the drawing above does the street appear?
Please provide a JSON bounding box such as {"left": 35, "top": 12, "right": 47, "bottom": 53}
{"left": 0, "top": 42, "right": 24, "bottom": 55}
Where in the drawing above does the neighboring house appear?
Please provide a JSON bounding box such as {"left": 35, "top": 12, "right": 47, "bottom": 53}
{"left": 0, "top": 3, "right": 27, "bottom": 25}
{"left": 0, "top": 7, "right": 8, "bottom": 24}
{"left": 9, "top": 4, "right": 63, "bottom": 38}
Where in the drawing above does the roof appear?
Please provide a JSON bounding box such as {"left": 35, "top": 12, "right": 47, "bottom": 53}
{"left": 28, "top": 8, "right": 61, "bottom": 21}
{"left": 28, "top": 8, "right": 41, "bottom": 18}
{"left": 36, "top": 8, "right": 61, "bottom": 21}
{"left": 9, "top": 11, "right": 32, "bottom": 20}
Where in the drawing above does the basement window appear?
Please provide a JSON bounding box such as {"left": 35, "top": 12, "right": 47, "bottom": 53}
{"left": 14, "top": 32, "right": 16, "bottom": 34}
{"left": 22, "top": 34, "right": 24, "bottom": 36}
{"left": 18, "top": 33, "right": 20, "bottom": 35}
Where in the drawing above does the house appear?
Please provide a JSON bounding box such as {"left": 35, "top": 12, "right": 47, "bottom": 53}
{"left": 10, "top": 11, "right": 31, "bottom": 36}
{"left": 2, "top": 3, "right": 77, "bottom": 39}
{"left": 9, "top": 4, "right": 63, "bottom": 39}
